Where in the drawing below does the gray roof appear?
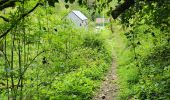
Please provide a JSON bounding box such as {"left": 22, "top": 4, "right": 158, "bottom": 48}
{"left": 72, "top": 10, "right": 88, "bottom": 20}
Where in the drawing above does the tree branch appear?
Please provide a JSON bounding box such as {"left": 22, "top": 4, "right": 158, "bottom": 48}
{"left": 19, "top": 2, "right": 40, "bottom": 20}
{"left": 0, "top": 2, "right": 40, "bottom": 39}
{"left": 0, "top": 0, "right": 16, "bottom": 11}
{"left": 0, "top": 16, "right": 9, "bottom": 22}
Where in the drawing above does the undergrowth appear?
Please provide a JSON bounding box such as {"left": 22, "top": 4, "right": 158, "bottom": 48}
{"left": 112, "top": 22, "right": 170, "bottom": 99}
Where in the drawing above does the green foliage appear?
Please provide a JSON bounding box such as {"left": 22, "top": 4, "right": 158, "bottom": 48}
{"left": 0, "top": 2, "right": 114, "bottom": 99}
{"left": 113, "top": 0, "right": 170, "bottom": 98}
{"left": 1, "top": 0, "right": 169, "bottom": 99}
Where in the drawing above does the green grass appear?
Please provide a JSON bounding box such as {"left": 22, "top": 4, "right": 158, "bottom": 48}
{"left": 112, "top": 22, "right": 170, "bottom": 99}
{"left": 111, "top": 23, "right": 139, "bottom": 99}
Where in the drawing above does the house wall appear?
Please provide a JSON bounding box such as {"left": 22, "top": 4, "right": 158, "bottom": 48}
{"left": 66, "top": 12, "right": 87, "bottom": 27}
{"left": 81, "top": 20, "right": 88, "bottom": 27}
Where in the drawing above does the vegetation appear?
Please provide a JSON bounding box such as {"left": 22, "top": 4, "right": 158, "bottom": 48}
{"left": 0, "top": 0, "right": 170, "bottom": 100}
{"left": 0, "top": 1, "right": 115, "bottom": 99}
{"left": 111, "top": 0, "right": 170, "bottom": 99}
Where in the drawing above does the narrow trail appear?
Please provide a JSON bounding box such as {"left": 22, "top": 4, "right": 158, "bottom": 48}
{"left": 93, "top": 61, "right": 118, "bottom": 100}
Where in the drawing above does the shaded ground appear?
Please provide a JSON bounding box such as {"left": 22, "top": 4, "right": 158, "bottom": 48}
{"left": 93, "top": 61, "right": 118, "bottom": 100}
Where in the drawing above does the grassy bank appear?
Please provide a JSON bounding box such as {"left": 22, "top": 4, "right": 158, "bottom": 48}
{"left": 112, "top": 22, "right": 170, "bottom": 99}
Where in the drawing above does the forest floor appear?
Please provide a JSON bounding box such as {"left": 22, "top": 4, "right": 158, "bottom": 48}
{"left": 93, "top": 60, "right": 118, "bottom": 100}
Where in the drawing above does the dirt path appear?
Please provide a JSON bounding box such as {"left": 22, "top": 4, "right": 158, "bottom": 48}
{"left": 93, "top": 61, "right": 118, "bottom": 100}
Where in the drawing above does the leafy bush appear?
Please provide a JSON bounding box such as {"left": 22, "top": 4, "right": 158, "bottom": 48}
{"left": 114, "top": 22, "right": 170, "bottom": 99}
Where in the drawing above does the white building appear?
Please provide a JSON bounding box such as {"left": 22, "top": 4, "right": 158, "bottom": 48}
{"left": 65, "top": 10, "right": 88, "bottom": 28}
